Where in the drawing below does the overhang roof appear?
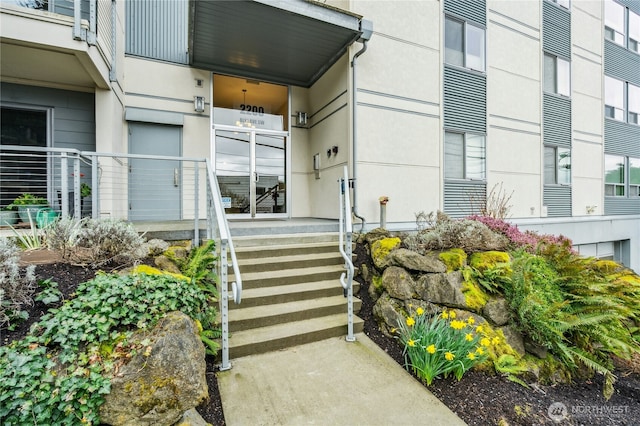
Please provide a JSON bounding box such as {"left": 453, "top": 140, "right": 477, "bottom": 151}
{"left": 189, "top": 0, "right": 369, "bottom": 88}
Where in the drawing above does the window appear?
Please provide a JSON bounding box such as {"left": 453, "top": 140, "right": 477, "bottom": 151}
{"left": 605, "top": 155, "right": 625, "bottom": 196}
{"left": 605, "top": 0, "right": 626, "bottom": 45}
{"left": 544, "top": 53, "right": 571, "bottom": 96}
{"left": 605, "top": 76, "right": 625, "bottom": 120}
{"left": 630, "top": 157, "right": 640, "bottom": 197}
{"left": 629, "top": 83, "right": 640, "bottom": 124}
{"left": 444, "top": 132, "right": 486, "bottom": 180}
{"left": 544, "top": 146, "right": 571, "bottom": 185}
{"left": 630, "top": 10, "right": 640, "bottom": 52}
{"left": 445, "top": 16, "right": 486, "bottom": 72}
{"left": 605, "top": 0, "right": 640, "bottom": 52}
{"left": 605, "top": 77, "right": 640, "bottom": 125}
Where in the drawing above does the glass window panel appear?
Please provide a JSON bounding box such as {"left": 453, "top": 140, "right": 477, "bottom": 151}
{"left": 605, "top": 76, "right": 624, "bottom": 120}
{"left": 557, "top": 148, "right": 571, "bottom": 184}
{"left": 466, "top": 24, "right": 485, "bottom": 71}
{"left": 544, "top": 54, "right": 556, "bottom": 93}
{"left": 628, "top": 84, "right": 640, "bottom": 120}
{"left": 465, "top": 134, "right": 486, "bottom": 180}
{"left": 630, "top": 11, "right": 640, "bottom": 51}
{"left": 544, "top": 146, "right": 556, "bottom": 184}
{"left": 630, "top": 157, "right": 640, "bottom": 185}
{"left": 557, "top": 58, "right": 571, "bottom": 97}
{"left": 444, "top": 132, "right": 464, "bottom": 179}
{"left": 445, "top": 17, "right": 464, "bottom": 67}
{"left": 604, "top": 0, "right": 625, "bottom": 45}
{"left": 604, "top": 155, "right": 625, "bottom": 184}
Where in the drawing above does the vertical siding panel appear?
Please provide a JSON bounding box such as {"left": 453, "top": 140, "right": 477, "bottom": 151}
{"left": 444, "top": 66, "right": 487, "bottom": 133}
{"left": 126, "top": 0, "right": 188, "bottom": 64}
{"left": 542, "top": 1, "right": 571, "bottom": 59}
{"left": 97, "top": 0, "right": 113, "bottom": 66}
{"left": 543, "top": 94, "right": 572, "bottom": 149}
{"left": 604, "top": 42, "right": 640, "bottom": 86}
{"left": 543, "top": 185, "right": 572, "bottom": 217}
{"left": 444, "top": 0, "right": 486, "bottom": 26}
{"left": 443, "top": 181, "right": 487, "bottom": 218}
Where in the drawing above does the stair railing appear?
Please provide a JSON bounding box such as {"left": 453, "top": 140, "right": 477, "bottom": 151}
{"left": 338, "top": 165, "right": 356, "bottom": 342}
{"left": 205, "top": 159, "right": 242, "bottom": 371}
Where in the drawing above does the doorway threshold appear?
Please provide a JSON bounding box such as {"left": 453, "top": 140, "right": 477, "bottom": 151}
{"left": 228, "top": 217, "right": 339, "bottom": 237}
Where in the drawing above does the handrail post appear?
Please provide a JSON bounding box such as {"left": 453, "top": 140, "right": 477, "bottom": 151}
{"left": 339, "top": 166, "right": 356, "bottom": 342}
{"left": 219, "top": 238, "right": 231, "bottom": 371}
{"left": 73, "top": 157, "right": 81, "bottom": 219}
{"left": 61, "top": 153, "right": 69, "bottom": 218}
{"left": 194, "top": 161, "right": 200, "bottom": 246}
{"left": 91, "top": 155, "right": 99, "bottom": 219}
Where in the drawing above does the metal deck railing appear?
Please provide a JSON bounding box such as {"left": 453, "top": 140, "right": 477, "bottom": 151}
{"left": 0, "top": 144, "right": 242, "bottom": 369}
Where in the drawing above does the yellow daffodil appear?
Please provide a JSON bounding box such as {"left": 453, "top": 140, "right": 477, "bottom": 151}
{"left": 476, "top": 347, "right": 485, "bottom": 356}
{"left": 408, "top": 339, "right": 416, "bottom": 347}
{"left": 416, "top": 307, "right": 424, "bottom": 315}
{"left": 492, "top": 337, "right": 500, "bottom": 345}
{"left": 467, "top": 352, "right": 476, "bottom": 361}
{"left": 406, "top": 317, "right": 416, "bottom": 326}
{"left": 480, "top": 338, "right": 491, "bottom": 347}
{"left": 475, "top": 325, "right": 484, "bottom": 333}
{"left": 426, "top": 344, "right": 436, "bottom": 354}
{"left": 450, "top": 320, "right": 466, "bottom": 330}
{"left": 449, "top": 311, "right": 457, "bottom": 319}
{"left": 441, "top": 311, "right": 449, "bottom": 319}
{"left": 467, "top": 317, "right": 475, "bottom": 325}
{"left": 465, "top": 333, "right": 473, "bottom": 342}
{"left": 445, "top": 351, "right": 455, "bottom": 361}
{"left": 390, "top": 327, "right": 397, "bottom": 334}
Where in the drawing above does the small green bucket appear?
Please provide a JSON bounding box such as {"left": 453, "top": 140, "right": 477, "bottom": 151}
{"left": 36, "top": 208, "right": 59, "bottom": 228}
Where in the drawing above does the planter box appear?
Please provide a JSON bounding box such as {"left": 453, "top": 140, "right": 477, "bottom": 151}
{"left": 0, "top": 210, "right": 18, "bottom": 226}
{"left": 17, "top": 204, "right": 48, "bottom": 223}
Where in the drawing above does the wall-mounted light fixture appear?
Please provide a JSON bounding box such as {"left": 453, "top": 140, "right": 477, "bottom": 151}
{"left": 332, "top": 146, "right": 339, "bottom": 155}
{"left": 296, "top": 111, "right": 308, "bottom": 126}
{"left": 194, "top": 96, "right": 205, "bottom": 113}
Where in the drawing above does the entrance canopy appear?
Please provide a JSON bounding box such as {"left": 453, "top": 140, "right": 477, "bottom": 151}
{"left": 189, "top": 0, "right": 371, "bottom": 88}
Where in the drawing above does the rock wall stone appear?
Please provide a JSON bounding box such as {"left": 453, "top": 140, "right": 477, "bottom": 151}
{"left": 100, "top": 311, "right": 208, "bottom": 426}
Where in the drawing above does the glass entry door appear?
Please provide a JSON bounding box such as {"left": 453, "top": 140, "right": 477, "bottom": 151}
{"left": 214, "top": 126, "right": 287, "bottom": 217}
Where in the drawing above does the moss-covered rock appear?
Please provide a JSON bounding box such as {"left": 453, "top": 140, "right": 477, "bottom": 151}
{"left": 461, "top": 277, "right": 490, "bottom": 312}
{"left": 132, "top": 264, "right": 189, "bottom": 282}
{"left": 439, "top": 248, "right": 468, "bottom": 272}
{"left": 381, "top": 266, "right": 416, "bottom": 300}
{"left": 389, "top": 248, "right": 446, "bottom": 273}
{"left": 469, "top": 251, "right": 511, "bottom": 272}
{"left": 371, "top": 237, "right": 401, "bottom": 269}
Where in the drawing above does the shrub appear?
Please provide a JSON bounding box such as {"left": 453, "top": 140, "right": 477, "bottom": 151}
{"left": 468, "top": 215, "right": 572, "bottom": 253}
{"left": 0, "top": 272, "right": 218, "bottom": 424}
{"left": 76, "top": 219, "right": 146, "bottom": 267}
{"left": 44, "top": 217, "right": 86, "bottom": 259}
{"left": 405, "top": 215, "right": 509, "bottom": 254}
{"left": 0, "top": 238, "right": 36, "bottom": 330}
{"left": 396, "top": 307, "right": 489, "bottom": 385}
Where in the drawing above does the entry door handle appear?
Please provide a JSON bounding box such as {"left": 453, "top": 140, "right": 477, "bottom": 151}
{"left": 174, "top": 168, "right": 179, "bottom": 187}
{"left": 254, "top": 172, "right": 260, "bottom": 183}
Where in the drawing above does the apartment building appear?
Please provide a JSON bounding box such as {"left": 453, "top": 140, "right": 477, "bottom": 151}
{"left": 1, "top": 0, "right": 638, "bottom": 271}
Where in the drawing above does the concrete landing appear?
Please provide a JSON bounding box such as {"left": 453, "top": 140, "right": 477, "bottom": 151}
{"left": 217, "top": 333, "right": 466, "bottom": 426}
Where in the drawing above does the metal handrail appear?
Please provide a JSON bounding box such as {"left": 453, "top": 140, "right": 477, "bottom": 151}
{"left": 205, "top": 159, "right": 242, "bottom": 371}
{"left": 338, "top": 165, "right": 355, "bottom": 342}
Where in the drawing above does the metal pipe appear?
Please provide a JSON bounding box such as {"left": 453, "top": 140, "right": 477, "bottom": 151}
{"left": 351, "top": 40, "right": 368, "bottom": 232}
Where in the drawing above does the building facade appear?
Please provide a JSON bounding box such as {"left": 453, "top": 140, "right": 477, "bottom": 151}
{"left": 1, "top": 0, "right": 639, "bottom": 271}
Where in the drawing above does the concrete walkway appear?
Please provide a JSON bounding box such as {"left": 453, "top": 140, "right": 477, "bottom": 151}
{"left": 217, "top": 333, "right": 466, "bottom": 426}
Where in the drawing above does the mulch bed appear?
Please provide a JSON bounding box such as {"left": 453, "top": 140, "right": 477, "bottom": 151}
{"left": 3, "top": 248, "right": 639, "bottom": 426}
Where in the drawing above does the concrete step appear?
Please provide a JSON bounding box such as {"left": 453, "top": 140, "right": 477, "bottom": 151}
{"left": 233, "top": 264, "right": 345, "bottom": 289}
{"left": 229, "top": 313, "right": 364, "bottom": 358}
{"left": 235, "top": 241, "right": 338, "bottom": 259}
{"left": 231, "top": 280, "right": 360, "bottom": 309}
{"left": 232, "top": 232, "right": 339, "bottom": 248}
{"left": 229, "top": 295, "right": 362, "bottom": 332}
{"left": 237, "top": 252, "right": 345, "bottom": 273}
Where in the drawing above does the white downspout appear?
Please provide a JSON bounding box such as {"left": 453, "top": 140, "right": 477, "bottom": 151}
{"left": 351, "top": 40, "right": 368, "bottom": 232}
